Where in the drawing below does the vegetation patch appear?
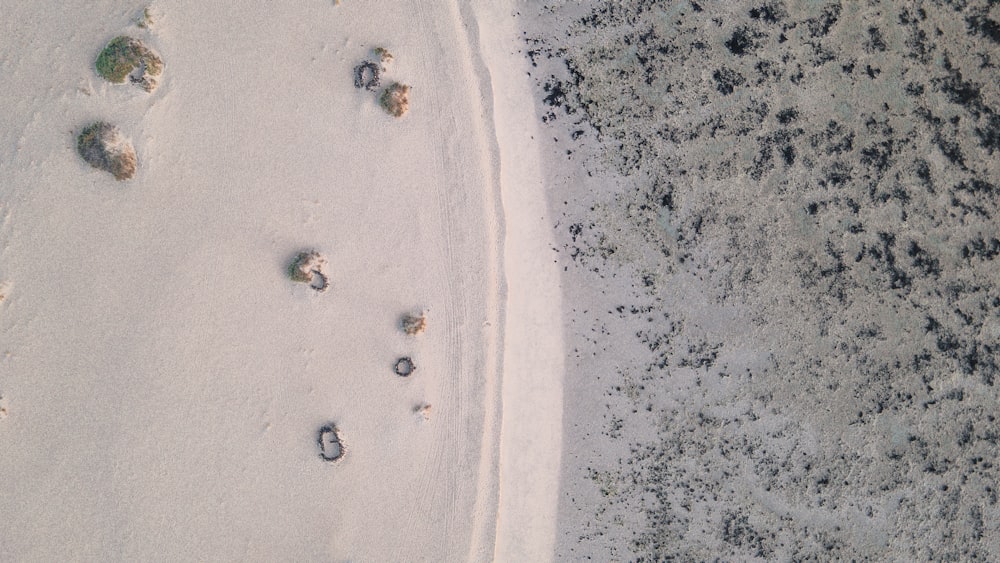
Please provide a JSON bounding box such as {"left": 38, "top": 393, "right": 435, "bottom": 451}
{"left": 353, "top": 61, "right": 381, "bottom": 91}
{"left": 373, "top": 46, "right": 393, "bottom": 65}
{"left": 76, "top": 122, "right": 137, "bottom": 181}
{"left": 288, "top": 250, "right": 330, "bottom": 292}
{"left": 354, "top": 48, "right": 410, "bottom": 117}
{"left": 379, "top": 82, "right": 411, "bottom": 117}
{"left": 136, "top": 6, "right": 155, "bottom": 29}
{"left": 413, "top": 403, "right": 432, "bottom": 420}
{"left": 95, "top": 36, "right": 163, "bottom": 92}
{"left": 400, "top": 311, "right": 427, "bottom": 335}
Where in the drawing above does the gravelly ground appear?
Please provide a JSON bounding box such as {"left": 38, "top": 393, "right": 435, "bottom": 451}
{"left": 519, "top": 1, "right": 999, "bottom": 560}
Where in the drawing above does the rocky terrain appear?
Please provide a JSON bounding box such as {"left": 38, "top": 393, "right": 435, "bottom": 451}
{"left": 523, "top": 0, "right": 999, "bottom": 559}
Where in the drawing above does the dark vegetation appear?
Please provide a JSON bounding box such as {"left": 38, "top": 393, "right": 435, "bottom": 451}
{"left": 528, "top": 0, "right": 999, "bottom": 559}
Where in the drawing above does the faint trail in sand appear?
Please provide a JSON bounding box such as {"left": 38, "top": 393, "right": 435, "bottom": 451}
{"left": 446, "top": 1, "right": 508, "bottom": 560}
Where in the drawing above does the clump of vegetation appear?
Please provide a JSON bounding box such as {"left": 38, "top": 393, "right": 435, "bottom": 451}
{"left": 373, "top": 46, "right": 393, "bottom": 65}
{"left": 136, "top": 6, "right": 155, "bottom": 28}
{"left": 76, "top": 122, "right": 137, "bottom": 181}
{"left": 95, "top": 36, "right": 163, "bottom": 92}
{"left": 400, "top": 311, "right": 427, "bottom": 335}
{"left": 413, "top": 403, "right": 432, "bottom": 420}
{"left": 288, "top": 250, "right": 330, "bottom": 292}
{"left": 354, "top": 48, "right": 411, "bottom": 117}
{"left": 379, "top": 82, "right": 411, "bottom": 117}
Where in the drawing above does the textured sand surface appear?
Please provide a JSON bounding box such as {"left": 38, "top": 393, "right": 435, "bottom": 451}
{"left": 0, "top": 1, "right": 536, "bottom": 560}
{"left": 7, "top": 0, "right": 995, "bottom": 560}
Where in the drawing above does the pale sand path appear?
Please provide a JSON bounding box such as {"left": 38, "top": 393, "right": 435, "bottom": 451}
{"left": 469, "top": 1, "right": 566, "bottom": 561}
{"left": 0, "top": 1, "right": 561, "bottom": 560}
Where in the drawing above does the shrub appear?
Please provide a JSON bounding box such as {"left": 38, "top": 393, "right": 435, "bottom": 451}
{"left": 96, "top": 36, "right": 163, "bottom": 92}
{"left": 400, "top": 311, "right": 427, "bottom": 335}
{"left": 288, "top": 251, "right": 330, "bottom": 292}
{"left": 379, "top": 82, "right": 411, "bottom": 117}
{"left": 77, "top": 122, "right": 137, "bottom": 181}
{"left": 373, "top": 46, "right": 393, "bottom": 64}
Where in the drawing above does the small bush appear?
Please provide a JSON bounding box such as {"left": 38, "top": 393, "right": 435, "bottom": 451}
{"left": 96, "top": 36, "right": 163, "bottom": 92}
{"left": 400, "top": 311, "right": 427, "bottom": 335}
{"left": 136, "top": 7, "right": 154, "bottom": 29}
{"left": 379, "top": 82, "right": 411, "bottom": 117}
{"left": 373, "top": 47, "right": 393, "bottom": 64}
{"left": 288, "top": 251, "right": 330, "bottom": 292}
{"left": 77, "top": 122, "right": 137, "bottom": 181}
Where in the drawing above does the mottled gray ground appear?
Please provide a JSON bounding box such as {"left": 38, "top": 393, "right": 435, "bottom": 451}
{"left": 521, "top": 1, "right": 999, "bottom": 560}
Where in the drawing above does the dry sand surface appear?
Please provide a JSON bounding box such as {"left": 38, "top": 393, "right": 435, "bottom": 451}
{"left": 0, "top": 1, "right": 563, "bottom": 560}
{"left": 6, "top": 0, "right": 997, "bottom": 561}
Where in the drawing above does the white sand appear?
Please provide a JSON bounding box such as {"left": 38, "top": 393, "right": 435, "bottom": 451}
{"left": 0, "top": 1, "right": 560, "bottom": 560}
{"left": 469, "top": 3, "right": 565, "bottom": 561}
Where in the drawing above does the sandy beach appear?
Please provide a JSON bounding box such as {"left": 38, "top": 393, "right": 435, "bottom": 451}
{"left": 0, "top": 1, "right": 561, "bottom": 560}
{"left": 3, "top": 0, "right": 998, "bottom": 561}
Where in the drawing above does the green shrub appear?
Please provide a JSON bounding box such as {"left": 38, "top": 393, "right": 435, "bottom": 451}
{"left": 95, "top": 36, "right": 163, "bottom": 91}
